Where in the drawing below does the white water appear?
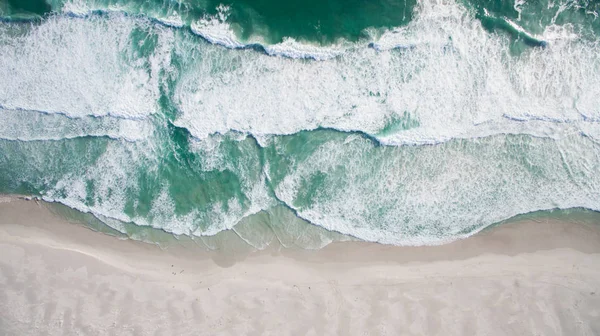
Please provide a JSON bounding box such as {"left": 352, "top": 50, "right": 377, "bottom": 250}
{"left": 271, "top": 133, "right": 600, "bottom": 245}
{"left": 0, "top": 14, "right": 171, "bottom": 120}
{"left": 3, "top": 0, "right": 596, "bottom": 146}
{"left": 0, "top": 109, "right": 154, "bottom": 141}
{"left": 189, "top": 4, "right": 347, "bottom": 60}
{"left": 174, "top": 0, "right": 600, "bottom": 145}
{"left": 1, "top": 0, "right": 600, "bottom": 247}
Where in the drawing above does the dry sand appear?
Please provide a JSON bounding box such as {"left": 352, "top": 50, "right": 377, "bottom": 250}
{"left": 1, "top": 197, "right": 600, "bottom": 335}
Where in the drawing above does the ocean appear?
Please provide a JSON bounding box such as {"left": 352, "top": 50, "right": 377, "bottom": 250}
{"left": 1, "top": 0, "right": 599, "bottom": 249}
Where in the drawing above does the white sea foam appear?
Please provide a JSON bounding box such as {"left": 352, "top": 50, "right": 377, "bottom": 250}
{"left": 542, "top": 23, "right": 579, "bottom": 41}
{"left": 2, "top": 0, "right": 600, "bottom": 247}
{"left": 174, "top": 0, "right": 600, "bottom": 146}
{"left": 36, "top": 133, "right": 275, "bottom": 240}
{"left": 157, "top": 12, "right": 184, "bottom": 28}
{"left": 0, "top": 13, "right": 170, "bottom": 119}
{"left": 0, "top": 108, "right": 153, "bottom": 141}
{"left": 263, "top": 38, "right": 346, "bottom": 60}
{"left": 58, "top": 0, "right": 346, "bottom": 61}
{"left": 513, "top": 0, "right": 526, "bottom": 21}
{"left": 272, "top": 133, "right": 600, "bottom": 245}
{"left": 504, "top": 18, "right": 543, "bottom": 41}
{"left": 190, "top": 5, "right": 244, "bottom": 48}
{"left": 189, "top": 4, "right": 348, "bottom": 60}
{"left": 60, "top": 0, "right": 94, "bottom": 16}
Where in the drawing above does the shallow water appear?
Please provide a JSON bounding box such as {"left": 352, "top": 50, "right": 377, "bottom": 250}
{"left": 0, "top": 0, "right": 599, "bottom": 247}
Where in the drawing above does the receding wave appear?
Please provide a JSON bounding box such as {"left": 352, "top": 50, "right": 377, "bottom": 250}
{"left": 1, "top": 0, "right": 599, "bottom": 248}
{"left": 3, "top": 129, "right": 600, "bottom": 246}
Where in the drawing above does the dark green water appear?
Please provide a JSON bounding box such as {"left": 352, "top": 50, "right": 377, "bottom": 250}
{"left": 0, "top": 0, "right": 599, "bottom": 248}
{"left": 0, "top": 0, "right": 51, "bottom": 17}
{"left": 2, "top": 0, "right": 598, "bottom": 43}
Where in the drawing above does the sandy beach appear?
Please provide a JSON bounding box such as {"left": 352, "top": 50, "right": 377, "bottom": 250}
{"left": 1, "top": 197, "right": 600, "bottom": 335}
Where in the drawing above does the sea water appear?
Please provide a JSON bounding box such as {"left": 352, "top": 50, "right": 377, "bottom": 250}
{"left": 0, "top": 0, "right": 599, "bottom": 248}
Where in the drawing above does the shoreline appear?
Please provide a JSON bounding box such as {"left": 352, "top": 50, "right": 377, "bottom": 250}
{"left": 1, "top": 197, "right": 600, "bottom": 334}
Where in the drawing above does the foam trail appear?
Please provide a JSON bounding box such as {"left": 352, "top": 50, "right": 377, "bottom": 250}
{"left": 0, "top": 13, "right": 172, "bottom": 119}
{"left": 1, "top": 0, "right": 600, "bottom": 249}
{"left": 14, "top": 133, "right": 275, "bottom": 239}
{"left": 0, "top": 108, "right": 153, "bottom": 141}
{"left": 190, "top": 5, "right": 245, "bottom": 49}
{"left": 174, "top": 0, "right": 600, "bottom": 146}
{"left": 269, "top": 132, "right": 600, "bottom": 245}
{"left": 189, "top": 4, "right": 347, "bottom": 60}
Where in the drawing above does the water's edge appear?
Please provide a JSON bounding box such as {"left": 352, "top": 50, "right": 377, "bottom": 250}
{"left": 2, "top": 0, "right": 599, "bottom": 249}
{"left": 8, "top": 194, "right": 600, "bottom": 252}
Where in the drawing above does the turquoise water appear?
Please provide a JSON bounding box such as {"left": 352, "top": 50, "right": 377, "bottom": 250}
{"left": 0, "top": 0, "right": 599, "bottom": 248}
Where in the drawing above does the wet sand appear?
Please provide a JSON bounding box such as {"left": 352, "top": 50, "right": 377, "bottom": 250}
{"left": 1, "top": 197, "right": 600, "bottom": 335}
